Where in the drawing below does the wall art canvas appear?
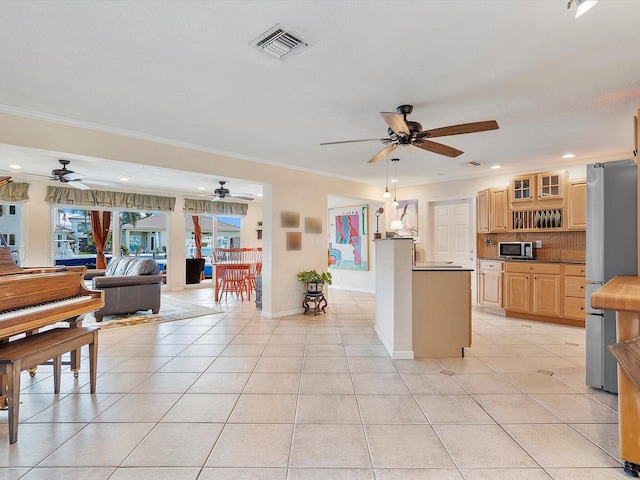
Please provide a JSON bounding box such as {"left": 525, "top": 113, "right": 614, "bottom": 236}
{"left": 305, "top": 217, "right": 323, "bottom": 234}
{"left": 328, "top": 204, "right": 368, "bottom": 270}
{"left": 286, "top": 231, "right": 302, "bottom": 250}
{"left": 281, "top": 211, "right": 300, "bottom": 228}
{"left": 396, "top": 199, "right": 418, "bottom": 236}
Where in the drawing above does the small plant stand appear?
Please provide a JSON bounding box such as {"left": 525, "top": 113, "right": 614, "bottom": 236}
{"left": 303, "top": 292, "right": 327, "bottom": 315}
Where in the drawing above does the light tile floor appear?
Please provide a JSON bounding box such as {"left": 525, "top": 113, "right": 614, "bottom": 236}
{"left": 0, "top": 287, "right": 627, "bottom": 479}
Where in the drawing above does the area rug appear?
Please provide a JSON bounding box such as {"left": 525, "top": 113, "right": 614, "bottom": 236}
{"left": 83, "top": 296, "right": 223, "bottom": 330}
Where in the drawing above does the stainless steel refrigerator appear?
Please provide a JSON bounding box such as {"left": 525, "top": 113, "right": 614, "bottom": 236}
{"left": 585, "top": 159, "right": 638, "bottom": 393}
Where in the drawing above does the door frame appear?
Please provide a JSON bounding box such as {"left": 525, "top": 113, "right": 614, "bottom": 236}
{"left": 424, "top": 195, "right": 477, "bottom": 303}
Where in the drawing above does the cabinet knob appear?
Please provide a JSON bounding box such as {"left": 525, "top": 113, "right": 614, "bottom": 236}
{"left": 580, "top": 286, "right": 584, "bottom": 290}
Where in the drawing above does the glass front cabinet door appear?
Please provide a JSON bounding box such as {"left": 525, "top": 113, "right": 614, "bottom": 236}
{"left": 537, "top": 171, "right": 565, "bottom": 201}
{"left": 510, "top": 175, "right": 534, "bottom": 203}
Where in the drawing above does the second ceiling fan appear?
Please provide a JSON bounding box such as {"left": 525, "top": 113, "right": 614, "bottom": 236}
{"left": 213, "top": 181, "right": 254, "bottom": 201}
{"left": 321, "top": 104, "right": 499, "bottom": 164}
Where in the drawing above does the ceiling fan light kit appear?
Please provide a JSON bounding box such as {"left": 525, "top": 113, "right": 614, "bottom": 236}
{"left": 321, "top": 104, "right": 499, "bottom": 164}
{"left": 568, "top": 0, "right": 598, "bottom": 18}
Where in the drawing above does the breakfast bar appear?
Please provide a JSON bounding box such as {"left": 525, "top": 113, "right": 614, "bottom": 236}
{"left": 374, "top": 238, "right": 472, "bottom": 359}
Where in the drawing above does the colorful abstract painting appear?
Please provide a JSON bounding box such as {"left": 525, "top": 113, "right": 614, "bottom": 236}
{"left": 328, "top": 205, "right": 368, "bottom": 270}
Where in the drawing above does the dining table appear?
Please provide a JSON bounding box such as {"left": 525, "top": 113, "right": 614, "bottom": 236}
{"left": 212, "top": 261, "right": 256, "bottom": 302}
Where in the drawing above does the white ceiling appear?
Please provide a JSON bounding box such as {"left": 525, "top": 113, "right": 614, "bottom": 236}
{"left": 1, "top": 0, "right": 639, "bottom": 198}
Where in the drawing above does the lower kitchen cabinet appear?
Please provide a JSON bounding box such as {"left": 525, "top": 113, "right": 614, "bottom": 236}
{"left": 503, "top": 261, "right": 576, "bottom": 325}
{"left": 477, "top": 260, "right": 503, "bottom": 309}
{"left": 563, "top": 264, "right": 586, "bottom": 323}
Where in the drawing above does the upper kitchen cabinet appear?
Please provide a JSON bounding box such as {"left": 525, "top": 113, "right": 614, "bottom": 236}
{"left": 537, "top": 171, "right": 566, "bottom": 202}
{"left": 489, "top": 187, "right": 508, "bottom": 231}
{"left": 510, "top": 174, "right": 535, "bottom": 203}
{"left": 477, "top": 187, "right": 508, "bottom": 233}
{"left": 567, "top": 179, "right": 587, "bottom": 231}
{"left": 477, "top": 189, "right": 489, "bottom": 233}
{"left": 509, "top": 170, "right": 567, "bottom": 209}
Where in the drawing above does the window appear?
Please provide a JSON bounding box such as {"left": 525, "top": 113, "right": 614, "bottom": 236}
{"left": 0, "top": 203, "right": 22, "bottom": 265}
{"left": 53, "top": 207, "right": 113, "bottom": 267}
{"left": 216, "top": 216, "right": 242, "bottom": 248}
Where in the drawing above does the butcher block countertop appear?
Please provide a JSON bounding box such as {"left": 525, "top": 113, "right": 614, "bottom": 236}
{"left": 590, "top": 276, "right": 640, "bottom": 312}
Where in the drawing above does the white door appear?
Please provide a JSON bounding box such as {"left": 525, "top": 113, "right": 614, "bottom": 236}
{"left": 430, "top": 199, "right": 474, "bottom": 269}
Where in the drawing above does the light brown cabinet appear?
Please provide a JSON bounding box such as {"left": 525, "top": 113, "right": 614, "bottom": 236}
{"left": 502, "top": 261, "right": 585, "bottom": 326}
{"left": 563, "top": 264, "right": 586, "bottom": 321}
{"left": 477, "top": 187, "right": 508, "bottom": 233}
{"left": 504, "top": 262, "right": 562, "bottom": 317}
{"left": 489, "top": 188, "right": 508, "bottom": 231}
{"left": 476, "top": 189, "right": 489, "bottom": 233}
{"left": 477, "top": 260, "right": 503, "bottom": 309}
{"left": 567, "top": 179, "right": 587, "bottom": 231}
{"left": 537, "top": 171, "right": 565, "bottom": 202}
{"left": 505, "top": 170, "right": 585, "bottom": 232}
{"left": 510, "top": 174, "right": 535, "bottom": 203}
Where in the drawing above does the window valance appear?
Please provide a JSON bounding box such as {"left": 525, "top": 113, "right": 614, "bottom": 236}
{"left": 183, "top": 198, "right": 248, "bottom": 216}
{"left": 0, "top": 182, "right": 29, "bottom": 202}
{"left": 45, "top": 186, "right": 176, "bottom": 211}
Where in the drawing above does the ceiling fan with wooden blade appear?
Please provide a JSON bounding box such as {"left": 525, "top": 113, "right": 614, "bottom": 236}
{"left": 321, "top": 104, "right": 499, "bottom": 163}
{"left": 213, "top": 181, "right": 254, "bottom": 201}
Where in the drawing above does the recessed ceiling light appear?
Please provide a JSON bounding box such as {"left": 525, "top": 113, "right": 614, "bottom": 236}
{"left": 8, "top": 164, "right": 21, "bottom": 169}
{"left": 490, "top": 165, "right": 501, "bottom": 169}
{"left": 198, "top": 186, "right": 206, "bottom": 191}
{"left": 119, "top": 176, "right": 129, "bottom": 182}
{"left": 391, "top": 179, "right": 398, "bottom": 183}
{"left": 562, "top": 153, "right": 576, "bottom": 159}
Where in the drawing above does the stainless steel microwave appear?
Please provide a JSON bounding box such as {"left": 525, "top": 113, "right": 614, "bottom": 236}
{"left": 498, "top": 241, "right": 534, "bottom": 259}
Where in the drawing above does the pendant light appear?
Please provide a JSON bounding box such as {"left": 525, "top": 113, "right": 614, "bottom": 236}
{"left": 383, "top": 157, "right": 391, "bottom": 198}
{"left": 391, "top": 158, "right": 399, "bottom": 207}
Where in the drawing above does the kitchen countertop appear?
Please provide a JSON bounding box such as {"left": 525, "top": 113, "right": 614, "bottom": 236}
{"left": 478, "top": 257, "right": 585, "bottom": 264}
{"left": 413, "top": 262, "right": 474, "bottom": 271}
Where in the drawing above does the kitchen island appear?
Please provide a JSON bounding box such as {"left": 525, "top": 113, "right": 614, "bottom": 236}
{"left": 374, "top": 238, "right": 472, "bottom": 358}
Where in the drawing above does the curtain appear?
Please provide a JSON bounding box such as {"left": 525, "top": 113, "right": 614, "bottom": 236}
{"left": 0, "top": 182, "right": 29, "bottom": 202}
{"left": 91, "top": 210, "right": 111, "bottom": 269}
{"left": 183, "top": 198, "right": 248, "bottom": 215}
{"left": 192, "top": 215, "right": 204, "bottom": 280}
{"left": 45, "top": 186, "right": 176, "bottom": 211}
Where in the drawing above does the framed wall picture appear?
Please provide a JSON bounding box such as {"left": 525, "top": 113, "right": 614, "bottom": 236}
{"left": 286, "top": 231, "right": 302, "bottom": 250}
{"left": 281, "top": 211, "right": 300, "bottom": 228}
{"left": 305, "top": 217, "right": 323, "bottom": 234}
{"left": 328, "top": 204, "right": 368, "bottom": 270}
{"left": 395, "top": 199, "right": 418, "bottom": 236}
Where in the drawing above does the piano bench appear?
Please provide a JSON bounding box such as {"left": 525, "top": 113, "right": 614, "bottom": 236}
{"left": 0, "top": 326, "right": 99, "bottom": 444}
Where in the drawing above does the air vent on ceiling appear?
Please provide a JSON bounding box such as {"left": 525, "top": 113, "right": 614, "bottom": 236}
{"left": 464, "top": 161, "right": 483, "bottom": 167}
{"left": 251, "top": 24, "right": 311, "bottom": 59}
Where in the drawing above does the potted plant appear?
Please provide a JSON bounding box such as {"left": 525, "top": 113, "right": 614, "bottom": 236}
{"left": 256, "top": 221, "right": 263, "bottom": 240}
{"left": 297, "top": 269, "right": 332, "bottom": 293}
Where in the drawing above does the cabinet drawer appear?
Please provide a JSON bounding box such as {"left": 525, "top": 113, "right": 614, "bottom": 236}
{"left": 479, "top": 260, "right": 503, "bottom": 272}
{"left": 564, "top": 296, "right": 586, "bottom": 320}
{"left": 505, "top": 262, "right": 561, "bottom": 275}
{"left": 564, "top": 276, "right": 586, "bottom": 297}
{"left": 564, "top": 264, "right": 586, "bottom": 277}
